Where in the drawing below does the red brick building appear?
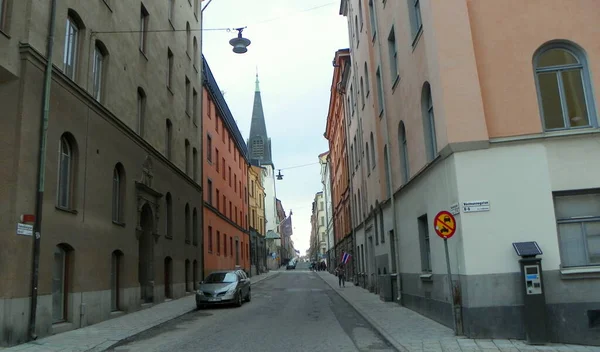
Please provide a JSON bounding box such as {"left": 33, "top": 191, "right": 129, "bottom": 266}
{"left": 202, "top": 58, "right": 250, "bottom": 276}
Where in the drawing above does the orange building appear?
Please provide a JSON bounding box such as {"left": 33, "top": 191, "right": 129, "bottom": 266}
{"left": 325, "top": 49, "right": 352, "bottom": 270}
{"left": 202, "top": 57, "right": 250, "bottom": 276}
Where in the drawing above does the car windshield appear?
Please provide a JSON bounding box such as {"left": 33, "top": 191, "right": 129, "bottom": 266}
{"left": 205, "top": 273, "right": 237, "bottom": 284}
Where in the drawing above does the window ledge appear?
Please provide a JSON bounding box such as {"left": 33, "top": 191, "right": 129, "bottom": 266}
{"left": 411, "top": 27, "right": 423, "bottom": 51}
{"left": 55, "top": 206, "right": 77, "bottom": 215}
{"left": 112, "top": 220, "right": 126, "bottom": 227}
{"left": 186, "top": 111, "right": 191, "bottom": 118}
{"left": 0, "top": 28, "right": 11, "bottom": 39}
{"left": 167, "top": 86, "right": 174, "bottom": 95}
{"left": 420, "top": 273, "right": 433, "bottom": 281}
{"left": 391, "top": 75, "right": 400, "bottom": 92}
{"left": 560, "top": 266, "right": 600, "bottom": 279}
{"left": 102, "top": 0, "right": 113, "bottom": 12}
{"left": 168, "top": 20, "right": 175, "bottom": 30}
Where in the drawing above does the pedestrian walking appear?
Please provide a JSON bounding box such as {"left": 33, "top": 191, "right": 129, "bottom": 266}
{"left": 336, "top": 264, "right": 346, "bottom": 288}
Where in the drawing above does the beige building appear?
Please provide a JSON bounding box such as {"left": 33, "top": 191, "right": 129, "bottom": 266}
{"left": 340, "top": 0, "right": 600, "bottom": 345}
{"left": 0, "top": 0, "right": 204, "bottom": 346}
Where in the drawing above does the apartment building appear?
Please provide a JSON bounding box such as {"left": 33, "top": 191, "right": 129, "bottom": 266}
{"left": 0, "top": 0, "right": 203, "bottom": 346}
{"left": 319, "top": 151, "right": 335, "bottom": 267}
{"left": 248, "top": 161, "right": 267, "bottom": 275}
{"left": 202, "top": 57, "right": 250, "bottom": 276}
{"left": 340, "top": 0, "right": 600, "bottom": 345}
{"left": 324, "top": 49, "right": 354, "bottom": 276}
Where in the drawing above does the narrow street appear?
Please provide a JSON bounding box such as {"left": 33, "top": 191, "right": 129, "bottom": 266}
{"left": 108, "top": 264, "right": 395, "bottom": 352}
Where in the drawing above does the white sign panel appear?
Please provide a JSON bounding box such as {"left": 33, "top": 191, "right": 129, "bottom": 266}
{"left": 462, "top": 200, "right": 490, "bottom": 213}
{"left": 17, "top": 223, "right": 34, "bottom": 236}
{"left": 450, "top": 203, "right": 460, "bottom": 216}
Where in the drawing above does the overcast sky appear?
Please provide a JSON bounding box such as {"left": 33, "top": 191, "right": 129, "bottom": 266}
{"left": 202, "top": 0, "right": 349, "bottom": 256}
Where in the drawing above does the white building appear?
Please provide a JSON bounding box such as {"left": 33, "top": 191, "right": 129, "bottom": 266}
{"left": 319, "top": 152, "right": 335, "bottom": 267}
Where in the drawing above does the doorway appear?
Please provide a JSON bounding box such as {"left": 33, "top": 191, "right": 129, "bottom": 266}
{"left": 52, "top": 245, "right": 71, "bottom": 323}
{"left": 164, "top": 257, "right": 173, "bottom": 299}
{"left": 138, "top": 204, "right": 155, "bottom": 303}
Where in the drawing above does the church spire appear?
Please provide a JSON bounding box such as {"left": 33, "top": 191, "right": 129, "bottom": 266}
{"left": 248, "top": 70, "right": 273, "bottom": 165}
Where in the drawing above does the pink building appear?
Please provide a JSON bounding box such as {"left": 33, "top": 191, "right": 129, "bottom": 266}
{"left": 339, "top": 0, "right": 600, "bottom": 345}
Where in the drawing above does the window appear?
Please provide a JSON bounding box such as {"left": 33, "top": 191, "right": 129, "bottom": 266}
{"left": 167, "top": 0, "right": 174, "bottom": 23}
{"left": 57, "top": 134, "right": 75, "bottom": 209}
{"left": 137, "top": 88, "right": 146, "bottom": 136}
{"left": 185, "top": 76, "right": 191, "bottom": 115}
{"left": 383, "top": 146, "right": 391, "bottom": 194}
{"left": 216, "top": 189, "right": 220, "bottom": 210}
{"left": 376, "top": 67, "right": 384, "bottom": 116}
{"left": 364, "top": 62, "right": 370, "bottom": 96}
{"left": 399, "top": 121, "right": 410, "bottom": 184}
{"left": 388, "top": 27, "right": 398, "bottom": 81}
{"left": 192, "top": 148, "right": 198, "bottom": 181}
{"left": 92, "top": 42, "right": 107, "bottom": 101}
{"left": 358, "top": 0, "right": 363, "bottom": 30}
{"left": 418, "top": 214, "right": 431, "bottom": 272}
{"left": 320, "top": 217, "right": 324, "bottom": 226}
{"left": 350, "top": 84, "right": 355, "bottom": 115}
{"left": 167, "top": 48, "right": 173, "bottom": 89}
{"left": 365, "top": 142, "right": 371, "bottom": 171}
{"left": 229, "top": 201, "right": 232, "bottom": 219}
{"left": 140, "top": 4, "right": 149, "bottom": 53}
{"left": 223, "top": 233, "right": 227, "bottom": 256}
{"left": 165, "top": 119, "right": 172, "bottom": 159}
{"left": 422, "top": 83, "right": 437, "bottom": 161}
{"left": 112, "top": 163, "right": 125, "bottom": 223}
{"left": 193, "top": 89, "right": 198, "bottom": 124}
{"left": 368, "top": 0, "right": 376, "bottom": 39}
{"left": 222, "top": 158, "right": 225, "bottom": 179}
{"left": 110, "top": 250, "right": 123, "bottom": 311}
{"left": 194, "top": 0, "right": 199, "bottom": 18}
{"left": 407, "top": 0, "right": 422, "bottom": 43}
{"left": 0, "top": 0, "right": 10, "bottom": 32}
{"left": 192, "top": 37, "right": 198, "bottom": 69}
{"left": 207, "top": 135, "right": 212, "bottom": 162}
{"left": 228, "top": 166, "right": 232, "bottom": 186}
{"left": 208, "top": 226, "right": 213, "bottom": 252}
{"left": 235, "top": 206, "right": 238, "bottom": 223}
{"left": 554, "top": 192, "right": 600, "bottom": 267}
{"left": 166, "top": 193, "right": 173, "bottom": 238}
{"left": 52, "top": 245, "right": 72, "bottom": 323}
{"left": 234, "top": 174, "right": 237, "bottom": 192}
{"left": 534, "top": 43, "right": 596, "bottom": 131}
{"left": 192, "top": 208, "right": 198, "bottom": 245}
{"left": 216, "top": 230, "right": 221, "bottom": 254}
{"left": 360, "top": 77, "right": 365, "bottom": 107}
{"left": 230, "top": 237, "right": 233, "bottom": 257}
{"left": 354, "top": 16, "right": 359, "bottom": 47}
{"left": 216, "top": 149, "right": 220, "bottom": 171}
{"left": 185, "top": 203, "right": 190, "bottom": 244}
{"left": 63, "top": 13, "right": 81, "bottom": 79}
{"left": 370, "top": 132, "right": 376, "bottom": 168}
{"left": 184, "top": 139, "right": 190, "bottom": 174}
{"left": 207, "top": 179, "right": 213, "bottom": 205}
{"left": 186, "top": 22, "right": 191, "bottom": 57}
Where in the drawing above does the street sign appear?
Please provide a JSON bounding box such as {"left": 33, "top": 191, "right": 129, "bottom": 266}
{"left": 17, "top": 223, "right": 33, "bottom": 236}
{"left": 434, "top": 211, "right": 456, "bottom": 239}
{"left": 462, "top": 200, "right": 490, "bottom": 213}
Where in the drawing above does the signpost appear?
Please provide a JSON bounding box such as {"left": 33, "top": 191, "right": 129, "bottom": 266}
{"left": 433, "top": 210, "right": 462, "bottom": 335}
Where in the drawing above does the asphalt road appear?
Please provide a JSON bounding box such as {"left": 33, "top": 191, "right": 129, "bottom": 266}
{"left": 108, "top": 266, "right": 396, "bottom": 352}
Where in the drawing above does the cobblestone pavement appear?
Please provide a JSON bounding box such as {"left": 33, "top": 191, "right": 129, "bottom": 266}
{"left": 0, "top": 271, "right": 279, "bottom": 352}
{"left": 317, "top": 271, "right": 600, "bottom": 352}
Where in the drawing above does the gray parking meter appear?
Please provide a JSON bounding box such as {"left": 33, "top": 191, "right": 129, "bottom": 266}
{"left": 512, "top": 241, "right": 548, "bottom": 345}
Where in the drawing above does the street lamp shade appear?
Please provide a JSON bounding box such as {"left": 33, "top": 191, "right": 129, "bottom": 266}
{"left": 230, "top": 28, "right": 251, "bottom": 54}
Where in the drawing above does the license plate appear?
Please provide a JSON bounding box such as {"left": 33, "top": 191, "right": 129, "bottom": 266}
{"left": 209, "top": 297, "right": 221, "bottom": 302}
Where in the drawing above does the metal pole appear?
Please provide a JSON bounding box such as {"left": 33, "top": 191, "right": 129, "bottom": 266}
{"left": 29, "top": 0, "right": 57, "bottom": 340}
{"left": 444, "top": 238, "right": 458, "bottom": 335}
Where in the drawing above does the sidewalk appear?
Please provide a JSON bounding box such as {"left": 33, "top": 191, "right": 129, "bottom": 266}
{"left": 1, "top": 270, "right": 279, "bottom": 352}
{"left": 317, "top": 272, "right": 600, "bottom": 352}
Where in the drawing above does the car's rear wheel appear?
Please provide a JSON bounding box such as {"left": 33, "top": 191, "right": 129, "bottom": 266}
{"left": 236, "top": 292, "right": 243, "bottom": 307}
{"left": 245, "top": 289, "right": 251, "bottom": 302}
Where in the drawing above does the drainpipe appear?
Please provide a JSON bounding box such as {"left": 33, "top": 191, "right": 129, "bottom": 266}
{"left": 371, "top": 0, "right": 400, "bottom": 301}
{"left": 29, "top": 0, "right": 57, "bottom": 340}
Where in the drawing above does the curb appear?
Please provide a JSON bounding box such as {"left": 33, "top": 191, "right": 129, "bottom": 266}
{"left": 317, "top": 273, "right": 409, "bottom": 352}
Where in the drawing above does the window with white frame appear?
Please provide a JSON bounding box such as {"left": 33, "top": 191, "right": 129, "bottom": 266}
{"left": 418, "top": 214, "right": 431, "bottom": 272}
{"left": 534, "top": 43, "right": 596, "bottom": 131}
{"left": 388, "top": 27, "right": 398, "bottom": 81}
{"left": 63, "top": 14, "right": 80, "bottom": 79}
{"left": 422, "top": 83, "right": 437, "bottom": 161}
{"left": 554, "top": 192, "right": 600, "bottom": 267}
{"left": 92, "top": 42, "right": 106, "bottom": 101}
{"left": 57, "top": 135, "right": 74, "bottom": 208}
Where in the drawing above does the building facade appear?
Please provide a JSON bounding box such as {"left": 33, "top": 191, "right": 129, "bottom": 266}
{"left": 0, "top": 0, "right": 203, "bottom": 346}
{"left": 325, "top": 49, "right": 354, "bottom": 278}
{"left": 202, "top": 58, "right": 250, "bottom": 276}
{"left": 319, "top": 152, "right": 335, "bottom": 268}
{"left": 340, "top": 0, "right": 600, "bottom": 345}
{"left": 248, "top": 161, "right": 267, "bottom": 275}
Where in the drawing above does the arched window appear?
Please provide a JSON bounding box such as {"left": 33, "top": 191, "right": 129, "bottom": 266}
{"left": 398, "top": 121, "right": 410, "bottom": 184}
{"left": 137, "top": 87, "right": 146, "bottom": 136}
{"left": 57, "top": 133, "right": 77, "bottom": 209}
{"left": 365, "top": 142, "right": 371, "bottom": 171}
{"left": 422, "top": 82, "right": 437, "bottom": 161}
{"left": 185, "top": 203, "right": 191, "bottom": 243}
{"left": 192, "top": 208, "right": 198, "bottom": 246}
{"left": 534, "top": 42, "right": 596, "bottom": 131}
{"left": 63, "top": 10, "right": 85, "bottom": 80}
{"left": 360, "top": 76, "right": 365, "bottom": 107}
{"left": 165, "top": 193, "right": 173, "bottom": 238}
{"left": 92, "top": 40, "right": 108, "bottom": 101}
{"left": 112, "top": 163, "right": 126, "bottom": 223}
{"left": 185, "top": 22, "right": 191, "bottom": 56}
{"left": 369, "top": 132, "right": 376, "bottom": 168}
{"left": 364, "top": 62, "right": 370, "bottom": 96}
{"left": 193, "top": 37, "right": 198, "bottom": 69}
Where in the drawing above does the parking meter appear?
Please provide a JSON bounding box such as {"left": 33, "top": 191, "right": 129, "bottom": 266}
{"left": 512, "top": 242, "right": 548, "bottom": 345}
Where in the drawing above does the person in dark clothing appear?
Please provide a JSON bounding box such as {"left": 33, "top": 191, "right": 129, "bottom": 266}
{"left": 335, "top": 265, "right": 345, "bottom": 287}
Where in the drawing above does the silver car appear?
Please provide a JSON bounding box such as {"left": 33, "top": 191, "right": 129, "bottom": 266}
{"left": 196, "top": 270, "right": 251, "bottom": 309}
